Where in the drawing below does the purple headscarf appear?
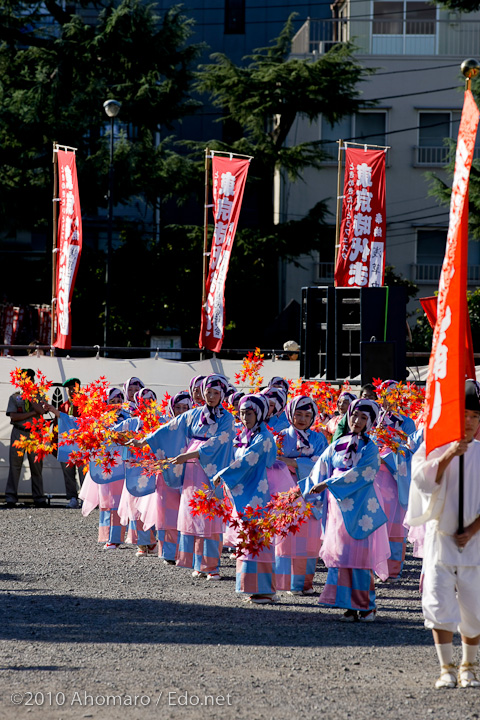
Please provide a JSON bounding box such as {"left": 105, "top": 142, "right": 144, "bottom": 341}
{"left": 234, "top": 393, "right": 270, "bottom": 447}
{"left": 286, "top": 395, "right": 318, "bottom": 451}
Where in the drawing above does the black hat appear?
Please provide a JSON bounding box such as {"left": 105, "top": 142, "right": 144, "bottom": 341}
{"left": 62, "top": 377, "right": 80, "bottom": 388}
{"left": 21, "top": 369, "right": 36, "bottom": 381}
{"left": 465, "top": 379, "right": 480, "bottom": 413}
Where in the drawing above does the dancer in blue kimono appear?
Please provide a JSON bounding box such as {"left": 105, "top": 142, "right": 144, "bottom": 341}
{"left": 188, "top": 375, "right": 206, "bottom": 407}
{"left": 213, "top": 393, "right": 278, "bottom": 604}
{"left": 300, "top": 398, "right": 389, "bottom": 622}
{"left": 275, "top": 395, "right": 328, "bottom": 594}
{"left": 116, "top": 388, "right": 160, "bottom": 556}
{"left": 375, "top": 379, "right": 416, "bottom": 579}
{"left": 262, "top": 385, "right": 289, "bottom": 433}
{"left": 143, "top": 374, "right": 235, "bottom": 580}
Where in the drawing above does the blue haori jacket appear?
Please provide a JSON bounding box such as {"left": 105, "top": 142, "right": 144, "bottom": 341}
{"left": 144, "top": 406, "right": 235, "bottom": 491}
{"left": 215, "top": 424, "right": 277, "bottom": 511}
{"left": 299, "top": 435, "right": 387, "bottom": 540}
{"left": 267, "top": 410, "right": 289, "bottom": 433}
{"left": 278, "top": 426, "right": 328, "bottom": 484}
{"left": 376, "top": 413, "right": 416, "bottom": 510}
{"left": 57, "top": 412, "right": 80, "bottom": 463}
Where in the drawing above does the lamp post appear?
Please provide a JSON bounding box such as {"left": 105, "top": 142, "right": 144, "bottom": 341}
{"left": 103, "top": 99, "right": 121, "bottom": 353}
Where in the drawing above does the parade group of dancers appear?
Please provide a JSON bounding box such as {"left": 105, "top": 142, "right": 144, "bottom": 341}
{"left": 43, "top": 371, "right": 480, "bottom": 690}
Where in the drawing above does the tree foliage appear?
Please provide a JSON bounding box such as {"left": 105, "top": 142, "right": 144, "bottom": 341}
{"left": 0, "top": 0, "right": 201, "bottom": 233}
{"left": 196, "top": 15, "right": 374, "bottom": 183}
{"left": 0, "top": 6, "right": 376, "bottom": 350}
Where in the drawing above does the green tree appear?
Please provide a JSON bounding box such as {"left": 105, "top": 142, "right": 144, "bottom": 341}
{"left": 191, "top": 16, "right": 375, "bottom": 346}
{"left": 0, "top": 0, "right": 201, "bottom": 231}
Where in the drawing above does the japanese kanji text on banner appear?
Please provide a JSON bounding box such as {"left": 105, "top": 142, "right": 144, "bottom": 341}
{"left": 53, "top": 149, "right": 82, "bottom": 349}
{"left": 334, "top": 148, "right": 386, "bottom": 288}
{"left": 424, "top": 89, "right": 480, "bottom": 455}
{"left": 199, "top": 156, "right": 250, "bottom": 353}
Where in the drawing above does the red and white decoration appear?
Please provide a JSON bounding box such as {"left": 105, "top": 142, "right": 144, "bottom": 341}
{"left": 199, "top": 155, "right": 250, "bottom": 353}
{"left": 53, "top": 149, "right": 82, "bottom": 349}
{"left": 424, "top": 89, "right": 479, "bottom": 455}
{"left": 334, "top": 147, "right": 386, "bottom": 288}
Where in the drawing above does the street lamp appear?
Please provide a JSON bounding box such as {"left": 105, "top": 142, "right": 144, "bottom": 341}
{"left": 103, "top": 99, "right": 121, "bottom": 353}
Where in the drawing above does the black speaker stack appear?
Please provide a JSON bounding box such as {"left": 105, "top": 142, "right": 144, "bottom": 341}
{"left": 300, "top": 286, "right": 407, "bottom": 384}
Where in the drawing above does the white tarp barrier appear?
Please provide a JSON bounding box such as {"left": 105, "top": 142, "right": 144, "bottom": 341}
{"left": 0, "top": 355, "right": 300, "bottom": 497}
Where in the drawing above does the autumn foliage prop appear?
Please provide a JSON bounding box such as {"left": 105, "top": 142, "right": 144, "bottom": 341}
{"left": 369, "top": 424, "right": 409, "bottom": 456}
{"left": 373, "top": 379, "right": 425, "bottom": 421}
{"left": 61, "top": 377, "right": 124, "bottom": 473}
{"left": 190, "top": 485, "right": 312, "bottom": 558}
{"left": 10, "top": 369, "right": 56, "bottom": 461}
{"left": 234, "top": 347, "right": 264, "bottom": 392}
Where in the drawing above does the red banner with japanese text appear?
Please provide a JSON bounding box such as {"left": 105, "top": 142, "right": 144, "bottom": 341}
{"left": 424, "top": 90, "right": 479, "bottom": 455}
{"left": 420, "top": 295, "right": 475, "bottom": 380}
{"left": 199, "top": 155, "right": 250, "bottom": 352}
{"left": 53, "top": 149, "right": 82, "bottom": 349}
{"left": 335, "top": 147, "right": 386, "bottom": 288}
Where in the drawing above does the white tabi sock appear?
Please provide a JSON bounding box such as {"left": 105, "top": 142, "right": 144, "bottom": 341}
{"left": 435, "top": 643, "right": 453, "bottom": 668}
{"left": 462, "top": 643, "right": 479, "bottom": 665}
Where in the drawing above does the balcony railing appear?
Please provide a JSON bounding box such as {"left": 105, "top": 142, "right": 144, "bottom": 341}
{"left": 414, "top": 146, "right": 480, "bottom": 166}
{"left": 412, "top": 263, "right": 480, "bottom": 284}
{"left": 291, "top": 17, "right": 480, "bottom": 56}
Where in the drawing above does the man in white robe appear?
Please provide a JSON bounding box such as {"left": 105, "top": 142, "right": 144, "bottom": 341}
{"left": 406, "top": 379, "right": 480, "bottom": 689}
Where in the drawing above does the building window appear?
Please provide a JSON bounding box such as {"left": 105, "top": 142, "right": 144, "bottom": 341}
{"left": 416, "top": 112, "right": 451, "bottom": 165}
{"left": 415, "top": 228, "right": 480, "bottom": 283}
{"left": 354, "top": 112, "right": 386, "bottom": 146}
{"left": 320, "top": 111, "right": 387, "bottom": 161}
{"left": 225, "top": 0, "right": 245, "bottom": 34}
{"left": 373, "top": 1, "right": 435, "bottom": 35}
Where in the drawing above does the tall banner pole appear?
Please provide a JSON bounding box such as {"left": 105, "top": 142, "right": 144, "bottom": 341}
{"left": 458, "top": 59, "right": 479, "bottom": 543}
{"left": 201, "top": 147, "right": 210, "bottom": 357}
{"left": 51, "top": 142, "right": 59, "bottom": 356}
{"left": 334, "top": 139, "right": 343, "bottom": 268}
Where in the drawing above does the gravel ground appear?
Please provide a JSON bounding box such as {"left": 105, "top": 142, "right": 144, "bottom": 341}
{"left": 0, "top": 505, "right": 479, "bottom": 720}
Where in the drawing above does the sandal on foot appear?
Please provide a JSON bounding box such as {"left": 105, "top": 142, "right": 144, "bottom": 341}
{"left": 191, "top": 570, "right": 207, "bottom": 578}
{"left": 206, "top": 573, "right": 221, "bottom": 581}
{"left": 339, "top": 609, "right": 358, "bottom": 622}
{"left": 247, "top": 594, "right": 278, "bottom": 605}
{"left": 359, "top": 609, "right": 376, "bottom": 623}
{"left": 458, "top": 662, "right": 480, "bottom": 688}
{"left": 435, "top": 664, "right": 457, "bottom": 689}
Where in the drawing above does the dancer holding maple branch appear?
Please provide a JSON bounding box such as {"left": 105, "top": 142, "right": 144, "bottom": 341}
{"left": 275, "top": 396, "right": 328, "bottom": 595}
{"left": 213, "top": 393, "right": 279, "bottom": 605}
{"left": 300, "top": 398, "right": 389, "bottom": 622}
{"left": 142, "top": 374, "right": 235, "bottom": 580}
{"left": 373, "top": 380, "right": 417, "bottom": 580}
{"left": 135, "top": 391, "right": 193, "bottom": 564}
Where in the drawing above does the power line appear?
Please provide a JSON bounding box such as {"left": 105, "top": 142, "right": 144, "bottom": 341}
{"left": 362, "top": 85, "right": 459, "bottom": 102}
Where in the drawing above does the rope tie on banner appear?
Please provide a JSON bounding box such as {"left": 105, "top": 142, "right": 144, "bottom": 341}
{"left": 52, "top": 248, "right": 60, "bottom": 253}
{"left": 384, "top": 285, "right": 390, "bottom": 342}
{"left": 204, "top": 204, "right": 214, "bottom": 208}
{"left": 52, "top": 198, "right": 60, "bottom": 202}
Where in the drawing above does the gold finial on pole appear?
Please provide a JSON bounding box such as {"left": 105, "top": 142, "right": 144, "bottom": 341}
{"left": 461, "top": 58, "right": 480, "bottom": 91}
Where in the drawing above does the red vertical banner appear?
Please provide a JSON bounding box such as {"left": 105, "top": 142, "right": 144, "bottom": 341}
{"left": 420, "top": 295, "right": 475, "bottom": 380}
{"left": 424, "top": 90, "right": 479, "bottom": 455}
{"left": 53, "top": 150, "right": 82, "bottom": 349}
{"left": 199, "top": 155, "right": 250, "bottom": 352}
{"left": 334, "top": 147, "right": 386, "bottom": 288}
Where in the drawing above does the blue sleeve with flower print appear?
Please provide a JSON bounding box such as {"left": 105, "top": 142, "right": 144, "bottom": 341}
{"left": 301, "top": 437, "right": 387, "bottom": 539}
{"left": 280, "top": 427, "right": 328, "bottom": 482}
{"left": 196, "top": 411, "right": 236, "bottom": 481}
{"left": 216, "top": 426, "right": 277, "bottom": 511}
